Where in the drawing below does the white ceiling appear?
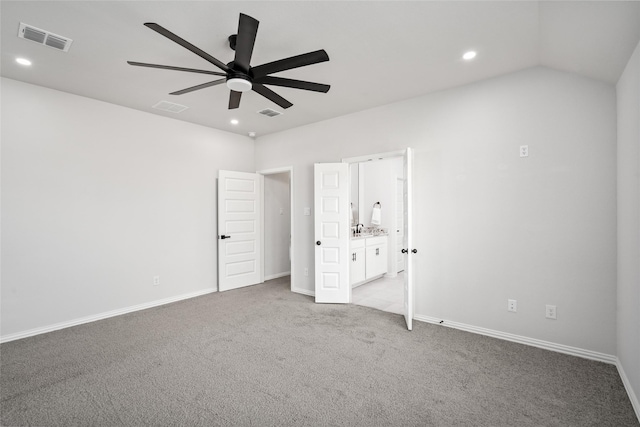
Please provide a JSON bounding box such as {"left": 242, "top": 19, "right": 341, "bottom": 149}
{"left": 2, "top": 1, "right": 639, "bottom": 137}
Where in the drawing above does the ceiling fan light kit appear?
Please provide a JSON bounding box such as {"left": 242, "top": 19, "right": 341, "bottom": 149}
{"left": 226, "top": 77, "right": 252, "bottom": 92}
{"left": 128, "top": 13, "right": 330, "bottom": 110}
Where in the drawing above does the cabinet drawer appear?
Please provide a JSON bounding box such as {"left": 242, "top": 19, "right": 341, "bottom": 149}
{"left": 350, "top": 239, "right": 365, "bottom": 249}
{"left": 365, "top": 236, "right": 387, "bottom": 247}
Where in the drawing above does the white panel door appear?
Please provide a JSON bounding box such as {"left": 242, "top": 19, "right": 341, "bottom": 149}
{"left": 403, "top": 148, "right": 414, "bottom": 330}
{"left": 314, "top": 163, "right": 350, "bottom": 303}
{"left": 218, "top": 170, "right": 262, "bottom": 292}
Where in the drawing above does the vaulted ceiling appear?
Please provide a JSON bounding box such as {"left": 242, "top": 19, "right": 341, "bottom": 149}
{"left": 2, "top": 1, "right": 639, "bottom": 137}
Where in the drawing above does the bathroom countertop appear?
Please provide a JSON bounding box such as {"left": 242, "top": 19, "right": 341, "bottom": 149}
{"left": 351, "top": 232, "right": 388, "bottom": 240}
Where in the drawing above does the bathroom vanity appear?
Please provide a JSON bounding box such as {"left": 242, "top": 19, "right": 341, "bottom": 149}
{"left": 350, "top": 234, "right": 388, "bottom": 287}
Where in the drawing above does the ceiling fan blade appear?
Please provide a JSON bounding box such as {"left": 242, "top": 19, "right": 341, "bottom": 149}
{"left": 251, "top": 49, "right": 329, "bottom": 78}
{"left": 170, "top": 78, "right": 226, "bottom": 95}
{"left": 253, "top": 76, "right": 330, "bottom": 93}
{"left": 144, "top": 23, "right": 229, "bottom": 72}
{"left": 127, "top": 61, "right": 226, "bottom": 76}
{"left": 234, "top": 14, "right": 259, "bottom": 74}
{"left": 252, "top": 84, "right": 293, "bottom": 109}
{"left": 229, "top": 91, "right": 242, "bottom": 109}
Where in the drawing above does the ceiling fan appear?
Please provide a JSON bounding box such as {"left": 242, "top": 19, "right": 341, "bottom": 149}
{"left": 127, "top": 13, "right": 330, "bottom": 110}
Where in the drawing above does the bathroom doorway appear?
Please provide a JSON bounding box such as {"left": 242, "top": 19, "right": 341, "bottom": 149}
{"left": 342, "top": 149, "right": 414, "bottom": 329}
{"left": 347, "top": 156, "right": 404, "bottom": 314}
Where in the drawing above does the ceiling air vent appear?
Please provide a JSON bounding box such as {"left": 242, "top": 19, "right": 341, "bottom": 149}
{"left": 152, "top": 101, "right": 189, "bottom": 113}
{"left": 257, "top": 108, "right": 283, "bottom": 118}
{"left": 18, "top": 23, "right": 73, "bottom": 52}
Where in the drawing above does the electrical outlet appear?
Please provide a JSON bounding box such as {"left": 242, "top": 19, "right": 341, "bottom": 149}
{"left": 304, "top": 268, "right": 309, "bottom": 277}
{"left": 153, "top": 276, "right": 160, "bottom": 286}
{"left": 520, "top": 145, "right": 529, "bottom": 157}
{"left": 304, "top": 207, "right": 311, "bottom": 216}
{"left": 508, "top": 299, "right": 517, "bottom": 312}
{"left": 546, "top": 305, "right": 557, "bottom": 319}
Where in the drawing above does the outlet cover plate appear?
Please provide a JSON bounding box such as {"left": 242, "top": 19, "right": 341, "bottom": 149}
{"left": 546, "top": 304, "right": 557, "bottom": 319}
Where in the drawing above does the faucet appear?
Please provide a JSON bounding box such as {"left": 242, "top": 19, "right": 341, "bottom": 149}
{"left": 356, "top": 223, "right": 364, "bottom": 234}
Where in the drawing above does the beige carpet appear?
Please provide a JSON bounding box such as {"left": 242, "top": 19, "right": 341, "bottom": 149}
{"left": 1, "top": 276, "right": 637, "bottom": 426}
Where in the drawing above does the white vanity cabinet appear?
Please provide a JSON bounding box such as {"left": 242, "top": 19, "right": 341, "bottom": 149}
{"left": 350, "top": 235, "right": 388, "bottom": 286}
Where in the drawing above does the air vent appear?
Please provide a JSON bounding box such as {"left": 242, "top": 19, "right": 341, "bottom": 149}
{"left": 18, "top": 23, "right": 73, "bottom": 52}
{"left": 152, "top": 101, "right": 189, "bottom": 113}
{"left": 257, "top": 108, "right": 283, "bottom": 118}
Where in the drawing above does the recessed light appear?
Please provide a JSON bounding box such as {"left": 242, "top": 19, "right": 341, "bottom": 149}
{"left": 230, "top": 119, "right": 239, "bottom": 125}
{"left": 463, "top": 51, "right": 477, "bottom": 61}
{"left": 16, "top": 57, "right": 32, "bottom": 66}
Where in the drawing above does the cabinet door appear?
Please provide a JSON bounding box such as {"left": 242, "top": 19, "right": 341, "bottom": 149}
{"left": 366, "top": 243, "right": 388, "bottom": 278}
{"left": 350, "top": 247, "right": 366, "bottom": 285}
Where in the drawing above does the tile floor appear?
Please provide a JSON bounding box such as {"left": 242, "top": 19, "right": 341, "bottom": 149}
{"left": 352, "top": 272, "right": 404, "bottom": 314}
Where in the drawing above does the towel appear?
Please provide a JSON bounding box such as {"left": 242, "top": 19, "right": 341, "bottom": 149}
{"left": 371, "top": 206, "right": 381, "bottom": 225}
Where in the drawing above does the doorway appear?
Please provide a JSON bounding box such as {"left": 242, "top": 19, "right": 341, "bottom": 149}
{"left": 345, "top": 154, "right": 406, "bottom": 315}
{"left": 327, "top": 148, "right": 414, "bottom": 330}
{"left": 259, "top": 167, "right": 294, "bottom": 292}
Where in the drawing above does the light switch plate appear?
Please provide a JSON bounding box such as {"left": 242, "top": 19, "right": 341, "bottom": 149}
{"left": 304, "top": 207, "right": 311, "bottom": 216}
{"left": 520, "top": 145, "right": 529, "bottom": 157}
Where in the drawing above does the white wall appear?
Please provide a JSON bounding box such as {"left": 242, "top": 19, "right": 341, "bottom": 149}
{"left": 1, "top": 78, "right": 255, "bottom": 339}
{"left": 255, "top": 66, "right": 617, "bottom": 355}
{"left": 361, "top": 157, "right": 403, "bottom": 230}
{"left": 616, "top": 40, "right": 640, "bottom": 416}
{"left": 360, "top": 157, "right": 403, "bottom": 274}
{"left": 264, "top": 172, "right": 291, "bottom": 279}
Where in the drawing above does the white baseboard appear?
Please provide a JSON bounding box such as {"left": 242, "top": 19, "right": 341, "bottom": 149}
{"left": 264, "top": 271, "right": 291, "bottom": 281}
{"left": 413, "top": 314, "right": 617, "bottom": 365}
{"left": 617, "top": 358, "right": 640, "bottom": 422}
{"left": 0, "top": 288, "right": 217, "bottom": 344}
{"left": 292, "top": 286, "right": 314, "bottom": 297}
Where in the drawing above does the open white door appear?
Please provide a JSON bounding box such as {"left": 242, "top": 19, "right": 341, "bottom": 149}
{"left": 403, "top": 148, "right": 414, "bottom": 330}
{"left": 218, "top": 170, "right": 262, "bottom": 291}
{"left": 314, "top": 163, "right": 350, "bottom": 303}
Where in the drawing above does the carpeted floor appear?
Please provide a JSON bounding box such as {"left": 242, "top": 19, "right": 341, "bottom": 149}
{"left": 1, "top": 276, "right": 638, "bottom": 426}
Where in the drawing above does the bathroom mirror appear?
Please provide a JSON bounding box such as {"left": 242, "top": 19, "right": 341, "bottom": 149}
{"left": 350, "top": 163, "right": 359, "bottom": 226}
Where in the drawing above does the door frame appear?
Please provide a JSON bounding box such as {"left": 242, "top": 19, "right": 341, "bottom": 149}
{"left": 257, "top": 166, "right": 295, "bottom": 292}
{"left": 395, "top": 176, "right": 406, "bottom": 274}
